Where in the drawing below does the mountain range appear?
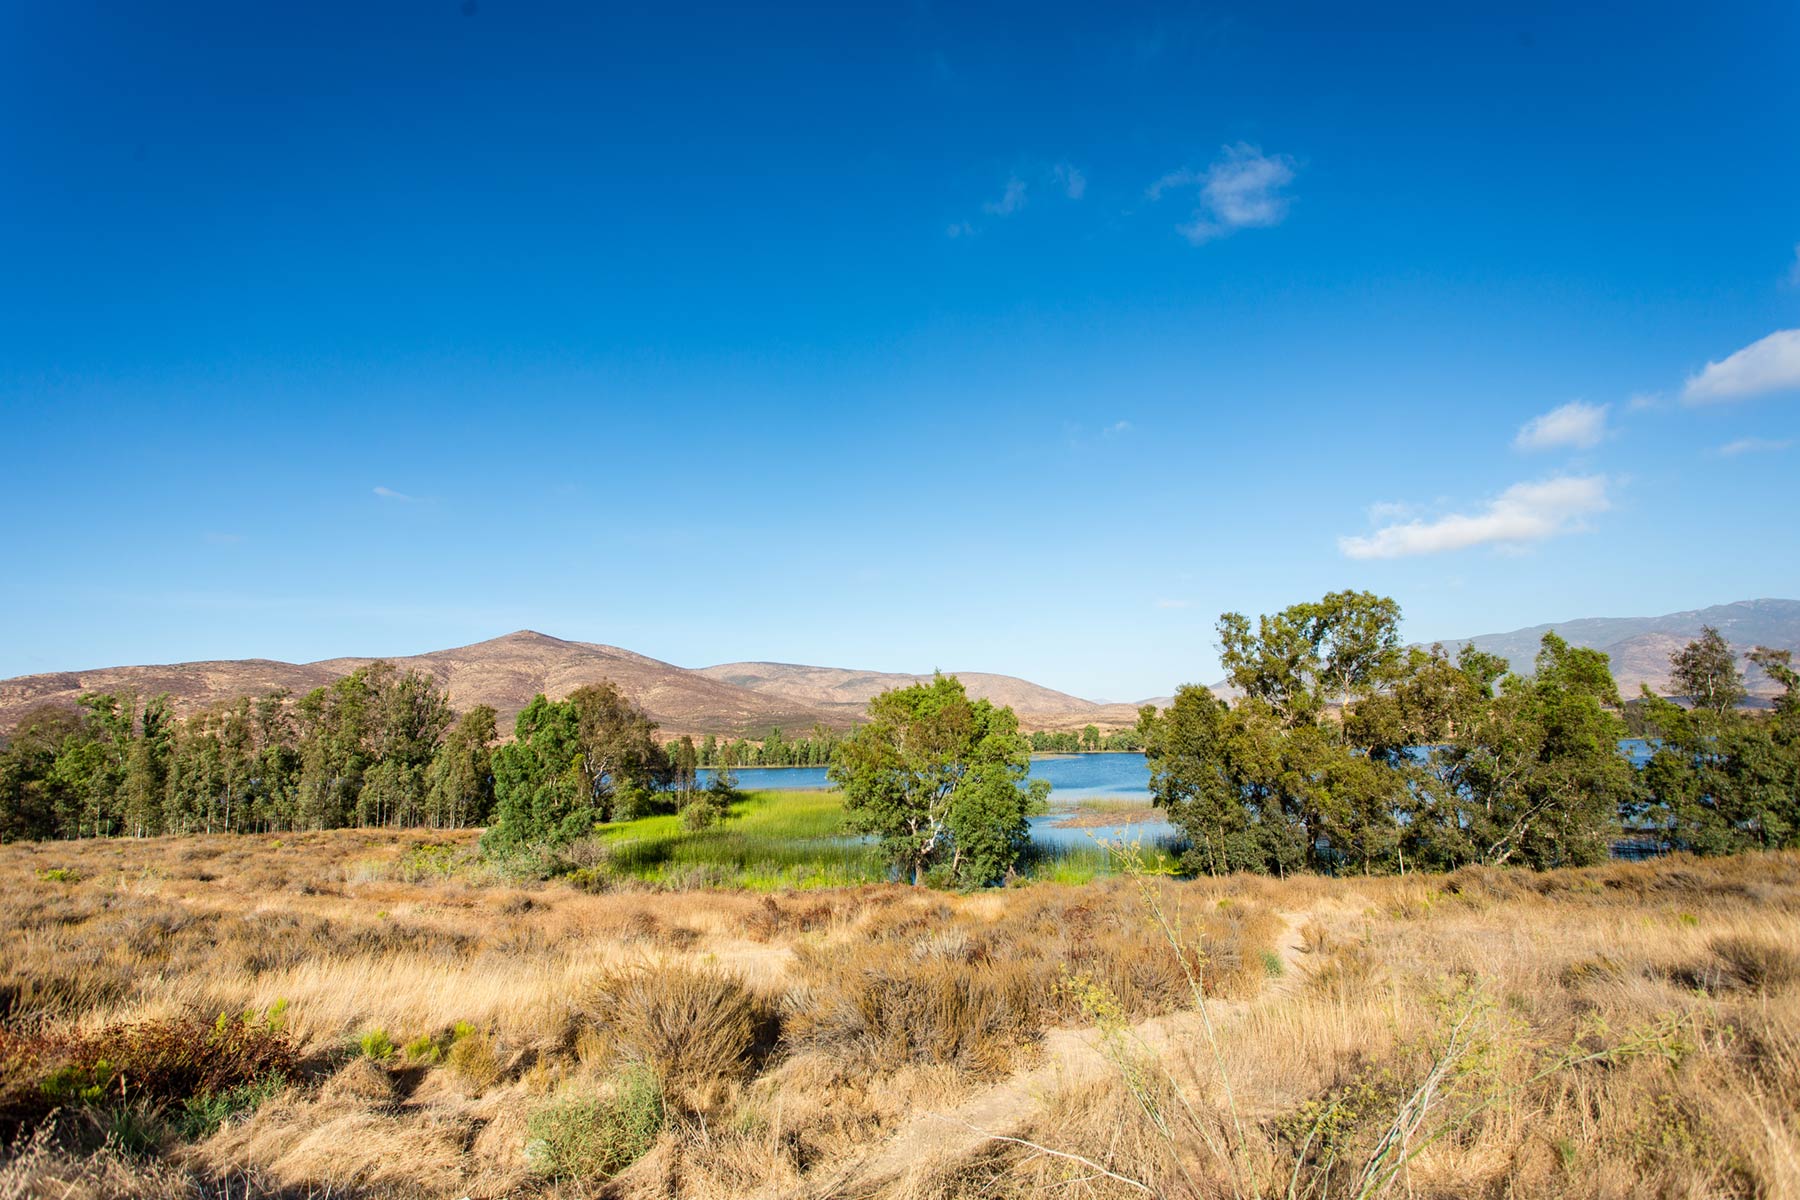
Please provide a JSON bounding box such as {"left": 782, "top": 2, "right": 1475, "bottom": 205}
{"left": 1, "top": 599, "right": 1795, "bottom": 737}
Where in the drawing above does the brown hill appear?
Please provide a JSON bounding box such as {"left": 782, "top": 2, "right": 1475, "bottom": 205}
{"left": 0, "top": 632, "right": 846, "bottom": 738}
{"left": 1443, "top": 599, "right": 1800, "bottom": 700}
{"left": 695, "top": 662, "right": 1146, "bottom": 731}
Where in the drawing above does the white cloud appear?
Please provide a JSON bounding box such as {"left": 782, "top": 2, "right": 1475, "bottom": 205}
{"left": 945, "top": 220, "right": 974, "bottom": 239}
{"left": 1717, "top": 437, "right": 1793, "bottom": 456}
{"left": 1150, "top": 144, "right": 1296, "bottom": 245}
{"left": 373, "top": 486, "right": 417, "bottom": 502}
{"left": 1338, "top": 475, "right": 1610, "bottom": 560}
{"left": 1627, "top": 392, "right": 1661, "bottom": 412}
{"left": 1514, "top": 400, "right": 1609, "bottom": 451}
{"left": 982, "top": 176, "right": 1027, "bottom": 216}
{"left": 1366, "top": 500, "right": 1415, "bottom": 523}
{"left": 1051, "top": 162, "right": 1087, "bottom": 199}
{"left": 1683, "top": 329, "right": 1800, "bottom": 403}
{"left": 1102, "top": 419, "right": 1133, "bottom": 436}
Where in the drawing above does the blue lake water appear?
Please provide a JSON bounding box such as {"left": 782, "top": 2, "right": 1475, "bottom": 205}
{"left": 697, "top": 752, "right": 1153, "bottom": 803}
{"left": 699, "top": 754, "right": 1174, "bottom": 849}
{"left": 698, "top": 741, "right": 1670, "bottom": 855}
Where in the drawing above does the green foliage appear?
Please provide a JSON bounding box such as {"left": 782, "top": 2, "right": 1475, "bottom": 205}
{"left": 174, "top": 1075, "right": 285, "bottom": 1140}
{"left": 595, "top": 790, "right": 885, "bottom": 889}
{"left": 484, "top": 685, "right": 671, "bottom": 852}
{"left": 36, "top": 867, "right": 79, "bottom": 883}
{"left": 1636, "top": 640, "right": 1800, "bottom": 855}
{"left": 358, "top": 1028, "right": 396, "bottom": 1060}
{"left": 829, "top": 675, "right": 1049, "bottom": 886}
{"left": 1146, "top": 593, "right": 1657, "bottom": 876}
{"left": 524, "top": 1068, "right": 664, "bottom": 1181}
{"left": 0, "top": 1012, "right": 297, "bottom": 1139}
{"left": 1671, "top": 625, "right": 1745, "bottom": 715}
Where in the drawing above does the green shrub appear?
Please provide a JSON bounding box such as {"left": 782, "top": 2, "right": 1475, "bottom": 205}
{"left": 98, "top": 1098, "right": 166, "bottom": 1155}
{"left": 175, "top": 1075, "right": 285, "bottom": 1140}
{"left": 36, "top": 868, "right": 79, "bottom": 884}
{"left": 358, "top": 1028, "right": 396, "bottom": 1060}
{"left": 404, "top": 1033, "right": 441, "bottom": 1064}
{"left": 524, "top": 1068, "right": 663, "bottom": 1181}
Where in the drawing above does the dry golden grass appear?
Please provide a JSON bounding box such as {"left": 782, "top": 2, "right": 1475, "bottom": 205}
{"left": 0, "top": 831, "right": 1795, "bottom": 1199}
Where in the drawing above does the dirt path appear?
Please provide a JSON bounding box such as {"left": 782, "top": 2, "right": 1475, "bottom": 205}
{"left": 801, "top": 908, "right": 1315, "bottom": 1199}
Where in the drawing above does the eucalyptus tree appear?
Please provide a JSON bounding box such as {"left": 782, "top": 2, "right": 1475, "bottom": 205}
{"left": 1671, "top": 625, "right": 1744, "bottom": 718}
{"left": 829, "top": 675, "right": 1048, "bottom": 886}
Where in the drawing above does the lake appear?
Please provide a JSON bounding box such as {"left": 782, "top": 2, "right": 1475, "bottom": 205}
{"left": 699, "top": 753, "right": 1174, "bottom": 849}
{"left": 697, "top": 752, "right": 1153, "bottom": 802}
{"left": 697, "top": 741, "right": 1669, "bottom": 855}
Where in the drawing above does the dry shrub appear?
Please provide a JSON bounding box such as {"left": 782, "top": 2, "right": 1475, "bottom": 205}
{"left": 785, "top": 943, "right": 1040, "bottom": 1078}
{"left": 583, "top": 962, "right": 768, "bottom": 1098}
{"left": 1710, "top": 934, "right": 1800, "bottom": 993}
{"left": 444, "top": 1024, "right": 501, "bottom": 1093}
{"left": 0, "top": 1013, "right": 297, "bottom": 1138}
{"left": 318, "top": 1057, "right": 395, "bottom": 1107}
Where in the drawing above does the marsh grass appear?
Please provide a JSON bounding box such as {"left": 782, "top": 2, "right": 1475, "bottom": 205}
{"left": 596, "top": 790, "right": 890, "bottom": 889}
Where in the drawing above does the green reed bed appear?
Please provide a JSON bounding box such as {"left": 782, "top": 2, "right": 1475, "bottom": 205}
{"left": 595, "top": 790, "right": 889, "bottom": 889}
{"left": 590, "top": 790, "right": 1186, "bottom": 890}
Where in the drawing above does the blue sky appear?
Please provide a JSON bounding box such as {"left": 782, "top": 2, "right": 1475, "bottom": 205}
{"left": 3, "top": 1, "right": 1798, "bottom": 701}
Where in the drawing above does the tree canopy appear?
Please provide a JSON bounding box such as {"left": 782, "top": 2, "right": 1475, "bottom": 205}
{"left": 828, "top": 675, "right": 1048, "bottom": 886}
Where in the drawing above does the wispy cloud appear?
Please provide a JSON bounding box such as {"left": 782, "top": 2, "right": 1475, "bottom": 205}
{"left": 1514, "top": 400, "right": 1609, "bottom": 452}
{"left": 982, "top": 176, "right": 1028, "bottom": 216}
{"left": 1149, "top": 144, "right": 1296, "bottom": 245}
{"left": 1102, "top": 419, "right": 1133, "bottom": 437}
{"left": 1717, "top": 436, "right": 1793, "bottom": 456}
{"left": 373, "top": 486, "right": 418, "bottom": 502}
{"left": 1338, "top": 475, "right": 1610, "bottom": 560}
{"left": 945, "top": 220, "right": 975, "bottom": 239}
{"left": 1051, "top": 162, "right": 1087, "bottom": 199}
{"left": 1683, "top": 329, "right": 1800, "bottom": 403}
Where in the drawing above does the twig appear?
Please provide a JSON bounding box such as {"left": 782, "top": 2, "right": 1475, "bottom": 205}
{"left": 941, "top": 1118, "right": 1160, "bottom": 1197}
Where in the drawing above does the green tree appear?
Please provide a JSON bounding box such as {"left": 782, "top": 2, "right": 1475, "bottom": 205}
{"left": 1080, "top": 724, "right": 1101, "bottom": 752}
{"left": 1670, "top": 625, "right": 1744, "bottom": 717}
{"left": 569, "top": 683, "right": 669, "bottom": 821}
{"left": 485, "top": 686, "right": 668, "bottom": 850}
{"left": 828, "top": 675, "right": 1047, "bottom": 886}
{"left": 486, "top": 695, "right": 587, "bottom": 850}
{"left": 1218, "top": 590, "right": 1403, "bottom": 733}
{"left": 0, "top": 705, "right": 84, "bottom": 841}
{"left": 1439, "top": 634, "right": 1633, "bottom": 868}
{"left": 424, "top": 705, "right": 498, "bottom": 828}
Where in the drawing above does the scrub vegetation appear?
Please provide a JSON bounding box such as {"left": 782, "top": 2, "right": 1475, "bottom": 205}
{"left": 4, "top": 596, "right": 1799, "bottom": 1195}
{"left": 0, "top": 832, "right": 1796, "bottom": 1198}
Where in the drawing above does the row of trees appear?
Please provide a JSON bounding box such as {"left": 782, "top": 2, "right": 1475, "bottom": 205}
{"left": 1029, "top": 726, "right": 1145, "bottom": 753}
{"left": 0, "top": 663, "right": 501, "bottom": 841}
{"left": 695, "top": 728, "right": 841, "bottom": 768}
{"left": 1141, "top": 591, "right": 1800, "bottom": 876}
